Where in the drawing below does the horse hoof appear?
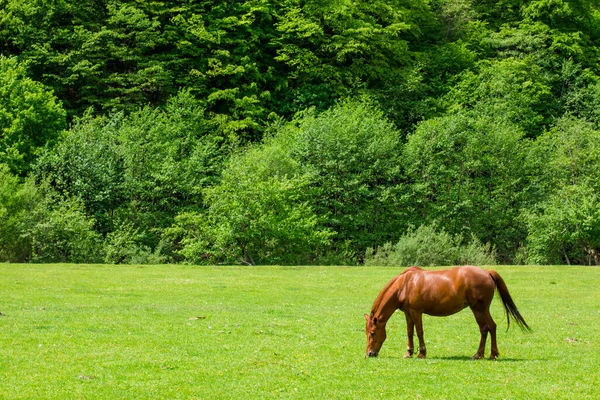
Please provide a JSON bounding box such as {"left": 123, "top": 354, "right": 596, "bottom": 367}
{"left": 403, "top": 353, "right": 413, "bottom": 359}
{"left": 472, "top": 354, "right": 483, "bottom": 360}
{"left": 417, "top": 353, "right": 426, "bottom": 359}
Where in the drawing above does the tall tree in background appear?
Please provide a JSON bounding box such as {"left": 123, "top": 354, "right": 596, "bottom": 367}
{"left": 0, "top": 56, "right": 66, "bottom": 176}
{"left": 0, "top": 0, "right": 433, "bottom": 139}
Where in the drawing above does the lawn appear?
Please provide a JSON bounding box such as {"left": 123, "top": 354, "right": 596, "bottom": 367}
{"left": 0, "top": 264, "right": 598, "bottom": 399}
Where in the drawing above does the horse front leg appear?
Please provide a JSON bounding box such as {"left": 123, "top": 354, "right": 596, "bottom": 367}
{"left": 410, "top": 311, "right": 426, "bottom": 358}
{"left": 404, "top": 312, "right": 414, "bottom": 358}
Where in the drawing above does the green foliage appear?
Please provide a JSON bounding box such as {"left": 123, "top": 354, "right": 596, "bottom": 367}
{"left": 0, "top": 164, "right": 37, "bottom": 262}
{"left": 525, "top": 184, "right": 600, "bottom": 265}
{"left": 432, "top": 0, "right": 479, "bottom": 41}
{"left": 0, "top": 0, "right": 171, "bottom": 117}
{"left": 4, "top": 0, "right": 600, "bottom": 264}
{"left": 0, "top": 56, "right": 66, "bottom": 176}
{"left": 177, "top": 143, "right": 333, "bottom": 265}
{"left": 364, "top": 224, "right": 496, "bottom": 266}
{"left": 274, "top": 0, "right": 427, "bottom": 113}
{"left": 444, "top": 58, "right": 555, "bottom": 137}
{"left": 169, "top": 98, "right": 406, "bottom": 265}
{"left": 1, "top": 165, "right": 101, "bottom": 263}
{"left": 281, "top": 98, "right": 406, "bottom": 261}
{"left": 34, "top": 90, "right": 224, "bottom": 251}
{"left": 524, "top": 116, "right": 600, "bottom": 264}
{"left": 29, "top": 196, "right": 103, "bottom": 264}
{"left": 0, "top": 0, "right": 434, "bottom": 139}
{"left": 103, "top": 222, "right": 166, "bottom": 265}
{"left": 162, "top": 211, "right": 213, "bottom": 265}
{"left": 403, "top": 111, "right": 529, "bottom": 261}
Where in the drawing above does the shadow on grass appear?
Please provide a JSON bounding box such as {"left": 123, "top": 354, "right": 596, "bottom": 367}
{"left": 378, "top": 355, "right": 538, "bottom": 362}
{"left": 426, "top": 356, "right": 537, "bottom": 362}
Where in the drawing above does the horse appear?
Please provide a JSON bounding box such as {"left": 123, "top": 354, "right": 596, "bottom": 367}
{"left": 364, "top": 266, "right": 531, "bottom": 359}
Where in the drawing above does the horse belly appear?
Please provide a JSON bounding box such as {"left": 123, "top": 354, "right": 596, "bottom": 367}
{"left": 423, "top": 300, "right": 468, "bottom": 317}
{"left": 418, "top": 288, "right": 468, "bottom": 316}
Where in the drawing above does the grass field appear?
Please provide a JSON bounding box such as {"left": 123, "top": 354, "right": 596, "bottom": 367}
{"left": 0, "top": 264, "right": 598, "bottom": 399}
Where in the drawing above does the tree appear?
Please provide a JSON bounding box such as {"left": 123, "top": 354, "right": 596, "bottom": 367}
{"left": 0, "top": 0, "right": 435, "bottom": 139}
{"left": 280, "top": 98, "right": 407, "bottom": 261}
{"left": 403, "top": 111, "right": 530, "bottom": 261}
{"left": 169, "top": 142, "right": 332, "bottom": 265}
{"left": 34, "top": 90, "right": 224, "bottom": 256}
{"left": 443, "top": 58, "right": 556, "bottom": 137}
{"left": 525, "top": 116, "right": 600, "bottom": 264}
{"left": 170, "top": 98, "right": 406, "bottom": 265}
{"left": 0, "top": 56, "right": 66, "bottom": 176}
{"left": 525, "top": 184, "right": 600, "bottom": 265}
{"left": 30, "top": 195, "right": 103, "bottom": 264}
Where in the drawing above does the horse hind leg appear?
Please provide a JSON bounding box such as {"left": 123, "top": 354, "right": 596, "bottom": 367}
{"left": 471, "top": 308, "right": 497, "bottom": 360}
{"left": 488, "top": 314, "right": 499, "bottom": 359}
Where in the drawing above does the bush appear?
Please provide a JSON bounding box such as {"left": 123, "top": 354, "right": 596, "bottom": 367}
{"left": 525, "top": 184, "right": 600, "bottom": 265}
{"left": 0, "top": 164, "right": 37, "bottom": 262}
{"left": 364, "top": 224, "right": 496, "bottom": 267}
{"left": 170, "top": 143, "right": 333, "bottom": 265}
{"left": 162, "top": 212, "right": 213, "bottom": 265}
{"left": 30, "top": 196, "right": 103, "bottom": 263}
{"left": 103, "top": 222, "right": 166, "bottom": 265}
{"left": 34, "top": 90, "right": 225, "bottom": 257}
{"left": 524, "top": 116, "right": 600, "bottom": 265}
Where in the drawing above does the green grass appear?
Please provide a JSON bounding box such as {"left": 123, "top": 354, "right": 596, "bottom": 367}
{"left": 0, "top": 265, "right": 598, "bottom": 399}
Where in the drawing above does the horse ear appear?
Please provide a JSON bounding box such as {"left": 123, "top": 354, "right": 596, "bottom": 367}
{"left": 364, "top": 314, "right": 370, "bottom": 322}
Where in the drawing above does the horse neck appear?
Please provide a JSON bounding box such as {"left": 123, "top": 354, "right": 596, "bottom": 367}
{"left": 371, "top": 276, "right": 401, "bottom": 323}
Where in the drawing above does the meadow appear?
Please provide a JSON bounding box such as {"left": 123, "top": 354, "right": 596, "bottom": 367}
{"left": 0, "top": 264, "right": 598, "bottom": 399}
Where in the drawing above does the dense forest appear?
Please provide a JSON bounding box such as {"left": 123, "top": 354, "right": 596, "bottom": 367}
{"left": 2, "top": 0, "right": 600, "bottom": 265}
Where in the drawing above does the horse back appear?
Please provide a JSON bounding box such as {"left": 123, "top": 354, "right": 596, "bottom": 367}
{"left": 399, "top": 266, "right": 495, "bottom": 316}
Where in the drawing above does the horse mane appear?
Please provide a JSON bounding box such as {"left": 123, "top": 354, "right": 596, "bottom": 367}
{"left": 370, "top": 274, "right": 401, "bottom": 315}
{"left": 370, "top": 267, "right": 422, "bottom": 315}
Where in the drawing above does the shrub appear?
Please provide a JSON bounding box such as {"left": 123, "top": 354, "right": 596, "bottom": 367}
{"left": 524, "top": 116, "right": 600, "bottom": 265}
{"left": 170, "top": 143, "right": 333, "bottom": 265}
{"left": 0, "top": 164, "right": 37, "bottom": 262}
{"left": 33, "top": 90, "right": 224, "bottom": 248}
{"left": 0, "top": 56, "right": 66, "bottom": 176}
{"left": 525, "top": 184, "right": 600, "bottom": 265}
{"left": 403, "top": 111, "right": 529, "bottom": 262}
{"left": 162, "top": 212, "right": 213, "bottom": 265}
{"left": 30, "top": 197, "right": 103, "bottom": 263}
{"left": 103, "top": 221, "right": 166, "bottom": 265}
{"left": 364, "top": 224, "right": 496, "bottom": 267}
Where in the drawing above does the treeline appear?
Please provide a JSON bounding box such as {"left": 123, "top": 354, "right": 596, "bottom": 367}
{"left": 1, "top": 0, "right": 600, "bottom": 265}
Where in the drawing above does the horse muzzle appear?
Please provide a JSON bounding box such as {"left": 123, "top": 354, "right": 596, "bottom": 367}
{"left": 367, "top": 351, "right": 379, "bottom": 358}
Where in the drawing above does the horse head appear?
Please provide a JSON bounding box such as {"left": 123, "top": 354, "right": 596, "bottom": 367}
{"left": 364, "top": 313, "right": 387, "bottom": 357}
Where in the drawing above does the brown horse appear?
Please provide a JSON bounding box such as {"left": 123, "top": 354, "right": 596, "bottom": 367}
{"left": 364, "top": 266, "right": 531, "bottom": 359}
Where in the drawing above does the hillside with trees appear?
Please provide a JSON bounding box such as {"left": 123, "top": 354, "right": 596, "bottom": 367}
{"left": 2, "top": 0, "right": 600, "bottom": 265}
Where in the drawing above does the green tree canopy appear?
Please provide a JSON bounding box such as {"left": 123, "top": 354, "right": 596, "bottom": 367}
{"left": 0, "top": 56, "right": 66, "bottom": 176}
{"left": 403, "top": 111, "right": 530, "bottom": 261}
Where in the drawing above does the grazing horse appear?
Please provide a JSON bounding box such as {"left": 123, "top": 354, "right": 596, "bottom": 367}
{"left": 364, "top": 266, "right": 531, "bottom": 359}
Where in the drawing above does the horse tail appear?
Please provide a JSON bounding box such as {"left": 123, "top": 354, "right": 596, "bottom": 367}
{"left": 489, "top": 270, "right": 532, "bottom": 332}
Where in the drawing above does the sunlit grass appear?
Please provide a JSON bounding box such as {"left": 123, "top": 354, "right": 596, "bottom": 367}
{"left": 0, "top": 264, "right": 598, "bottom": 399}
